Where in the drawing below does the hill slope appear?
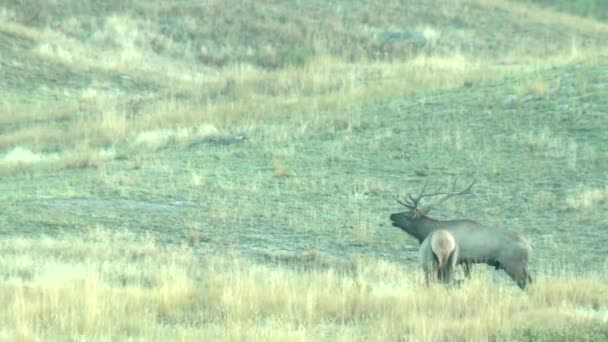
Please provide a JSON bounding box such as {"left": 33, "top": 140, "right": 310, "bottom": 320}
{"left": 1, "top": 0, "right": 607, "bottom": 152}
{"left": 2, "top": 0, "right": 607, "bottom": 270}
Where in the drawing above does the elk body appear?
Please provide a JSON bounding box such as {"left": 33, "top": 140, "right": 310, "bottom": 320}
{"left": 419, "top": 229, "right": 459, "bottom": 286}
{"left": 390, "top": 180, "right": 533, "bottom": 289}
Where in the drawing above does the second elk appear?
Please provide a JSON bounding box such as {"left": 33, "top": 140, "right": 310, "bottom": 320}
{"left": 420, "top": 229, "right": 459, "bottom": 286}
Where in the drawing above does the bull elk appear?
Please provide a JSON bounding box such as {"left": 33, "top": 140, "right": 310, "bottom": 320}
{"left": 389, "top": 179, "right": 533, "bottom": 289}
{"left": 419, "top": 229, "right": 459, "bottom": 286}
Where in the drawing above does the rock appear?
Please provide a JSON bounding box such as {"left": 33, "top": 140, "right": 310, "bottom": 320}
{"left": 521, "top": 94, "right": 540, "bottom": 103}
{"left": 502, "top": 95, "right": 518, "bottom": 108}
{"left": 381, "top": 31, "right": 427, "bottom": 47}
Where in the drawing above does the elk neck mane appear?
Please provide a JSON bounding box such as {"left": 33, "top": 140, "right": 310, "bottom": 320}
{"left": 420, "top": 214, "right": 480, "bottom": 227}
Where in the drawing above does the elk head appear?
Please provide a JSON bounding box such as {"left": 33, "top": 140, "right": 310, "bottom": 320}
{"left": 389, "top": 179, "right": 477, "bottom": 242}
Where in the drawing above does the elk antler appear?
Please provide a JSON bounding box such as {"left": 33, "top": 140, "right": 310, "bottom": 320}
{"left": 395, "top": 179, "right": 477, "bottom": 213}
{"left": 421, "top": 179, "right": 477, "bottom": 213}
{"left": 396, "top": 178, "right": 429, "bottom": 209}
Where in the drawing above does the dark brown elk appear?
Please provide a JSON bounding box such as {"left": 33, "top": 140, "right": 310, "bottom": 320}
{"left": 389, "top": 180, "right": 533, "bottom": 289}
{"left": 419, "top": 229, "right": 459, "bottom": 286}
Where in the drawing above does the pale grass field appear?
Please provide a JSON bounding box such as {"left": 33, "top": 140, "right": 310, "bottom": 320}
{"left": 1, "top": 230, "right": 607, "bottom": 342}
{"left": 2, "top": 0, "right": 608, "bottom": 340}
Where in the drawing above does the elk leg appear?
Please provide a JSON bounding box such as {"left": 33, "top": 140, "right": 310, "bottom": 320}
{"left": 438, "top": 267, "right": 448, "bottom": 284}
{"left": 502, "top": 262, "right": 530, "bottom": 290}
{"left": 442, "top": 251, "right": 457, "bottom": 285}
{"left": 461, "top": 261, "right": 472, "bottom": 278}
{"left": 524, "top": 267, "right": 532, "bottom": 284}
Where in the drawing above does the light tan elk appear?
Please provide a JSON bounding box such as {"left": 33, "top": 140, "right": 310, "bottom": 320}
{"left": 419, "top": 229, "right": 459, "bottom": 286}
{"left": 389, "top": 180, "right": 533, "bottom": 289}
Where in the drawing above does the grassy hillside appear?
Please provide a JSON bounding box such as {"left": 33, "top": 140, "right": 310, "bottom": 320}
{"left": 1, "top": 0, "right": 608, "bottom": 340}
{"left": 518, "top": 0, "right": 608, "bottom": 20}
{"left": 1, "top": 0, "right": 607, "bottom": 154}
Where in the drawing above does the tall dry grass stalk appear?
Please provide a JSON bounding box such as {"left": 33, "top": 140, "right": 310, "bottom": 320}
{"left": 1, "top": 230, "right": 606, "bottom": 341}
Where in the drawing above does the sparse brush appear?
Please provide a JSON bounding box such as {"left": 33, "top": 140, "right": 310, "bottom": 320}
{"left": 272, "top": 158, "right": 293, "bottom": 177}
{"left": 60, "top": 148, "right": 115, "bottom": 170}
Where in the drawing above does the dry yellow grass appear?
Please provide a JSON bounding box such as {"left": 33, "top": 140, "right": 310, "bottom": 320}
{"left": 516, "top": 78, "right": 552, "bottom": 98}
{"left": 0, "top": 230, "right": 606, "bottom": 341}
{"left": 565, "top": 184, "right": 608, "bottom": 210}
{"left": 0, "top": 146, "right": 114, "bottom": 173}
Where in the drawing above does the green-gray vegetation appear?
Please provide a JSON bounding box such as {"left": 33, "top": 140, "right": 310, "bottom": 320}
{"left": 519, "top": 0, "right": 608, "bottom": 20}
{"left": 1, "top": 0, "right": 607, "bottom": 340}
